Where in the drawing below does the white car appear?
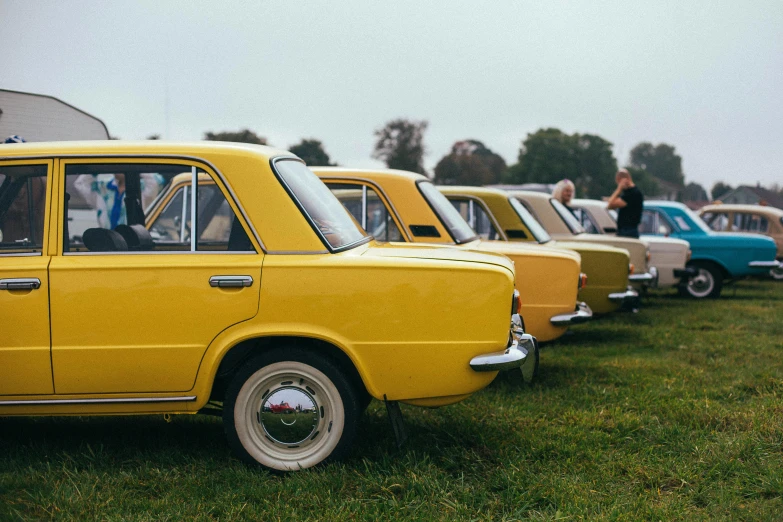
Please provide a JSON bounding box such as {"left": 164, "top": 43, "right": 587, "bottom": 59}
{"left": 571, "top": 199, "right": 693, "bottom": 289}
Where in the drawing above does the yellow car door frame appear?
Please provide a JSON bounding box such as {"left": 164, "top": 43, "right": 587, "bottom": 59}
{"left": 48, "top": 157, "right": 264, "bottom": 395}
{"left": 0, "top": 159, "right": 54, "bottom": 396}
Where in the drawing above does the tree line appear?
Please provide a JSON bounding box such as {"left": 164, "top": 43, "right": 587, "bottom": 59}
{"left": 139, "top": 120, "right": 776, "bottom": 201}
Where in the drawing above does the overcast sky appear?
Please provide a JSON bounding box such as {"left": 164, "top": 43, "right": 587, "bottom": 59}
{"left": 2, "top": 1, "right": 782, "bottom": 189}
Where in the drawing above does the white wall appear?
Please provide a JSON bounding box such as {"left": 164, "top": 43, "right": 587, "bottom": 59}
{"left": 0, "top": 90, "right": 109, "bottom": 141}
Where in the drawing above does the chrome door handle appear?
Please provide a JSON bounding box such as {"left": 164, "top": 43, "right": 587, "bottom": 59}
{"left": 209, "top": 275, "right": 253, "bottom": 288}
{"left": 0, "top": 278, "right": 41, "bottom": 290}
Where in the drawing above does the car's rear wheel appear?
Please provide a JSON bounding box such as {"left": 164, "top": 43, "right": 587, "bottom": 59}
{"left": 679, "top": 261, "right": 722, "bottom": 299}
{"left": 520, "top": 338, "right": 540, "bottom": 384}
{"left": 771, "top": 266, "right": 783, "bottom": 281}
{"left": 223, "top": 348, "right": 360, "bottom": 472}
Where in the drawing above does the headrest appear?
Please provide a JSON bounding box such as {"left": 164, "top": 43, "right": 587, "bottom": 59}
{"left": 114, "top": 224, "right": 154, "bottom": 251}
{"left": 82, "top": 228, "right": 128, "bottom": 252}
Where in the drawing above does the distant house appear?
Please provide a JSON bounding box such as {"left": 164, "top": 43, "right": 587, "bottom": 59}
{"left": 648, "top": 177, "right": 683, "bottom": 201}
{"left": 0, "top": 88, "right": 109, "bottom": 141}
{"left": 718, "top": 185, "right": 783, "bottom": 210}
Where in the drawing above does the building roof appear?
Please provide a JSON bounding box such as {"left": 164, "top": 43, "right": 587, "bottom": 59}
{"left": 720, "top": 185, "right": 783, "bottom": 209}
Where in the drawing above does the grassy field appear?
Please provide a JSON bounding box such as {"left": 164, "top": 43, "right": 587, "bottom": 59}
{"left": 2, "top": 280, "right": 782, "bottom": 521}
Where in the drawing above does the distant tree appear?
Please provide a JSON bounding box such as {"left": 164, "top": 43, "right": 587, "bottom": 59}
{"left": 504, "top": 128, "right": 617, "bottom": 198}
{"left": 289, "top": 138, "right": 336, "bottom": 166}
{"left": 204, "top": 129, "right": 267, "bottom": 145}
{"left": 372, "top": 119, "right": 428, "bottom": 174}
{"left": 625, "top": 167, "right": 660, "bottom": 197}
{"left": 682, "top": 182, "right": 709, "bottom": 201}
{"left": 628, "top": 142, "right": 684, "bottom": 186}
{"left": 711, "top": 182, "right": 733, "bottom": 200}
{"left": 433, "top": 140, "right": 506, "bottom": 186}
{"left": 147, "top": 134, "right": 161, "bottom": 140}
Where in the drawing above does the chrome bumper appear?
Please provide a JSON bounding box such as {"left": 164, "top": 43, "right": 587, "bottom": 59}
{"left": 469, "top": 315, "right": 534, "bottom": 372}
{"left": 550, "top": 301, "right": 593, "bottom": 326}
{"left": 749, "top": 260, "right": 782, "bottom": 269}
{"left": 629, "top": 266, "right": 658, "bottom": 287}
{"left": 608, "top": 286, "right": 640, "bottom": 302}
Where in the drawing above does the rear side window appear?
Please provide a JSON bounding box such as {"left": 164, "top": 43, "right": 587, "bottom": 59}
{"left": 64, "top": 163, "right": 255, "bottom": 253}
{"left": 702, "top": 212, "right": 730, "bottom": 231}
{"left": 447, "top": 197, "right": 500, "bottom": 240}
{"left": 327, "top": 182, "right": 403, "bottom": 242}
{"left": 0, "top": 164, "right": 48, "bottom": 254}
{"left": 275, "top": 160, "right": 367, "bottom": 251}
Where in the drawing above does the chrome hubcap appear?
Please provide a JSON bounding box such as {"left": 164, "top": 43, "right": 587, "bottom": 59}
{"left": 688, "top": 269, "right": 713, "bottom": 296}
{"left": 259, "top": 387, "right": 319, "bottom": 445}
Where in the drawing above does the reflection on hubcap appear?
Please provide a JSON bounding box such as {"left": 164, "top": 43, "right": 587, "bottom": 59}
{"left": 259, "top": 387, "right": 319, "bottom": 445}
{"left": 689, "top": 269, "right": 712, "bottom": 295}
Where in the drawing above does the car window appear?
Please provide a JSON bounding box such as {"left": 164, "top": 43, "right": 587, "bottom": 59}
{"left": 734, "top": 212, "right": 768, "bottom": 233}
{"left": 64, "top": 163, "right": 255, "bottom": 253}
{"left": 508, "top": 197, "right": 551, "bottom": 243}
{"left": 640, "top": 209, "right": 671, "bottom": 236}
{"left": 366, "top": 186, "right": 403, "bottom": 242}
{"left": 550, "top": 198, "right": 585, "bottom": 234}
{"left": 702, "top": 211, "right": 730, "bottom": 231}
{"left": 275, "top": 160, "right": 368, "bottom": 251}
{"left": 447, "top": 198, "right": 499, "bottom": 240}
{"left": 417, "top": 181, "right": 477, "bottom": 244}
{"left": 572, "top": 207, "right": 600, "bottom": 234}
{"left": 673, "top": 216, "right": 691, "bottom": 231}
{"left": 326, "top": 183, "right": 404, "bottom": 242}
{"left": 0, "top": 164, "right": 48, "bottom": 254}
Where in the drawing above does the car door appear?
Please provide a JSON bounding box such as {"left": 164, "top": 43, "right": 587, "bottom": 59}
{"left": 0, "top": 160, "right": 54, "bottom": 395}
{"left": 48, "top": 158, "right": 264, "bottom": 395}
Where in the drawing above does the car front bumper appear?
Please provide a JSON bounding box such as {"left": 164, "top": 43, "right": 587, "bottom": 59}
{"left": 469, "top": 314, "right": 533, "bottom": 372}
{"left": 608, "top": 286, "right": 640, "bottom": 302}
{"left": 550, "top": 301, "right": 593, "bottom": 326}
{"left": 629, "top": 266, "right": 659, "bottom": 287}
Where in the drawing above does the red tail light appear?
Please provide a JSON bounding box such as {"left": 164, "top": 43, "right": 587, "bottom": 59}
{"left": 578, "top": 273, "right": 588, "bottom": 289}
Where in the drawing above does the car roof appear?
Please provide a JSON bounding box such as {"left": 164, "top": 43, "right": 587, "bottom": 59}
{"left": 700, "top": 203, "right": 783, "bottom": 216}
{"left": 571, "top": 198, "right": 607, "bottom": 208}
{"left": 438, "top": 186, "right": 510, "bottom": 197}
{"left": 0, "top": 140, "right": 293, "bottom": 161}
{"left": 312, "top": 166, "right": 427, "bottom": 184}
{"left": 644, "top": 200, "right": 687, "bottom": 209}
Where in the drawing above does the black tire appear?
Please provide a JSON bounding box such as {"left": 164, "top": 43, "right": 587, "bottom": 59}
{"left": 678, "top": 261, "right": 723, "bottom": 299}
{"left": 520, "top": 338, "right": 540, "bottom": 385}
{"left": 222, "top": 347, "right": 360, "bottom": 472}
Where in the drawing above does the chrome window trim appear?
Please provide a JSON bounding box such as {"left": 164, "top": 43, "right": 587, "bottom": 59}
{"left": 269, "top": 157, "right": 372, "bottom": 253}
{"left": 0, "top": 396, "right": 197, "bottom": 406}
{"left": 189, "top": 166, "right": 197, "bottom": 251}
{"left": 62, "top": 250, "right": 258, "bottom": 256}
{"left": 0, "top": 251, "right": 43, "bottom": 257}
{"left": 320, "top": 176, "right": 413, "bottom": 242}
{"left": 360, "top": 185, "right": 368, "bottom": 229}
{"left": 265, "top": 250, "right": 329, "bottom": 255}
{"left": 1, "top": 153, "right": 265, "bottom": 253}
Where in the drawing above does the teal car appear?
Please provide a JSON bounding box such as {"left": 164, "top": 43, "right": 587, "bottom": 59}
{"left": 642, "top": 201, "right": 780, "bottom": 298}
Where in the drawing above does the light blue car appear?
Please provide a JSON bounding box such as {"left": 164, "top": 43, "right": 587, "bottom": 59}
{"left": 641, "top": 201, "right": 780, "bottom": 298}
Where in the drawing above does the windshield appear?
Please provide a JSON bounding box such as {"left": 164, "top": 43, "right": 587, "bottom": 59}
{"left": 508, "top": 197, "right": 551, "bottom": 243}
{"left": 679, "top": 206, "right": 712, "bottom": 234}
{"left": 418, "top": 181, "right": 478, "bottom": 243}
{"left": 274, "top": 159, "right": 368, "bottom": 250}
{"left": 550, "top": 198, "right": 585, "bottom": 234}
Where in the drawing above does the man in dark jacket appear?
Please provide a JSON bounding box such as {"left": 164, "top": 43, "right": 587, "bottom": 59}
{"left": 607, "top": 168, "right": 643, "bottom": 238}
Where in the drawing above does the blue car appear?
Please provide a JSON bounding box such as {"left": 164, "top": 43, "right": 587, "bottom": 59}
{"left": 641, "top": 201, "right": 780, "bottom": 298}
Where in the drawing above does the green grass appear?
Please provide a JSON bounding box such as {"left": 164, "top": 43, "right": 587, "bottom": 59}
{"left": 2, "top": 280, "right": 782, "bottom": 521}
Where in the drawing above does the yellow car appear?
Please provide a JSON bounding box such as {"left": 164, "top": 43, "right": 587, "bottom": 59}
{"left": 439, "top": 186, "right": 634, "bottom": 314}
{"left": 313, "top": 167, "right": 592, "bottom": 343}
{"left": 0, "top": 141, "right": 530, "bottom": 472}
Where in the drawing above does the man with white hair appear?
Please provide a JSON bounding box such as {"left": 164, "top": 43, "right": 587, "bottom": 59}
{"left": 606, "top": 168, "right": 643, "bottom": 238}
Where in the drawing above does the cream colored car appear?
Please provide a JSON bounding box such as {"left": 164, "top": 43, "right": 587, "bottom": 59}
{"left": 571, "top": 198, "right": 693, "bottom": 289}
{"left": 699, "top": 204, "right": 783, "bottom": 280}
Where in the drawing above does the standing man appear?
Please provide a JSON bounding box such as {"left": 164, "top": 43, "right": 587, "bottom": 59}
{"left": 607, "top": 168, "right": 643, "bottom": 238}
